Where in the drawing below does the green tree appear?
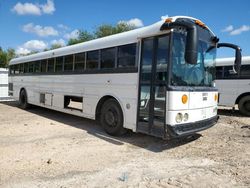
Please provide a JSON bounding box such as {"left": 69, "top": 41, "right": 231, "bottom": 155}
{"left": 6, "top": 48, "right": 15, "bottom": 62}
{"left": 95, "top": 22, "right": 135, "bottom": 38}
{"left": 68, "top": 30, "right": 94, "bottom": 45}
{"left": 67, "top": 22, "right": 135, "bottom": 45}
{"left": 94, "top": 24, "right": 116, "bottom": 38}
{"left": 0, "top": 47, "right": 16, "bottom": 68}
{"left": 50, "top": 44, "right": 63, "bottom": 50}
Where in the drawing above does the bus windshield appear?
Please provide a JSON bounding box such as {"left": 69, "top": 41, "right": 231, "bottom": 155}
{"left": 171, "top": 32, "right": 216, "bottom": 87}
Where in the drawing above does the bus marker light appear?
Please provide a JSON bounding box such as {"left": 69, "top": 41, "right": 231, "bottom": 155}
{"left": 195, "top": 20, "right": 206, "bottom": 28}
{"left": 165, "top": 18, "right": 172, "bottom": 23}
{"left": 182, "top": 94, "right": 188, "bottom": 104}
{"left": 214, "top": 94, "right": 218, "bottom": 102}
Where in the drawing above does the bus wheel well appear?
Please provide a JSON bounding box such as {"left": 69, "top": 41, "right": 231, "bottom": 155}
{"left": 95, "top": 96, "right": 119, "bottom": 121}
{"left": 235, "top": 92, "right": 250, "bottom": 104}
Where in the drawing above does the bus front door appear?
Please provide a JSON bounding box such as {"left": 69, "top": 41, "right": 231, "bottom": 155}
{"left": 137, "top": 35, "right": 169, "bottom": 138}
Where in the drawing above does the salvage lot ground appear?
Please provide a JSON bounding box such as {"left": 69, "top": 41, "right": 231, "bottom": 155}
{"left": 0, "top": 101, "right": 249, "bottom": 188}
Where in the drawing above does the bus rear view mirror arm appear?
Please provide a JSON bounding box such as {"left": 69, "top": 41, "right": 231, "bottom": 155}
{"left": 160, "top": 21, "right": 198, "bottom": 65}
{"left": 217, "top": 43, "right": 242, "bottom": 73}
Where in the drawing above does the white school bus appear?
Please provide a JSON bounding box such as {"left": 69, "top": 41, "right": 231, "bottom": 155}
{"left": 216, "top": 56, "right": 250, "bottom": 116}
{"left": 8, "top": 16, "right": 242, "bottom": 139}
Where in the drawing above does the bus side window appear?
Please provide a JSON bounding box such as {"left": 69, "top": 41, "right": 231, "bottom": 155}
{"left": 117, "top": 43, "right": 136, "bottom": 68}
{"left": 75, "top": 52, "right": 85, "bottom": 71}
{"left": 19, "top": 63, "right": 24, "bottom": 74}
{"left": 9, "top": 65, "right": 13, "bottom": 75}
{"left": 223, "top": 66, "right": 238, "bottom": 79}
{"left": 41, "top": 59, "right": 47, "bottom": 72}
{"left": 64, "top": 55, "right": 73, "bottom": 71}
{"left": 24, "top": 63, "right": 28, "bottom": 73}
{"left": 14, "top": 64, "right": 19, "bottom": 74}
{"left": 47, "top": 58, "right": 55, "bottom": 72}
{"left": 240, "top": 65, "right": 250, "bottom": 78}
{"left": 101, "top": 47, "right": 116, "bottom": 69}
{"left": 216, "top": 66, "right": 223, "bottom": 79}
{"left": 34, "top": 61, "right": 41, "bottom": 73}
{"left": 28, "top": 62, "right": 34, "bottom": 73}
{"left": 55, "top": 56, "right": 64, "bottom": 72}
{"left": 86, "top": 50, "right": 99, "bottom": 70}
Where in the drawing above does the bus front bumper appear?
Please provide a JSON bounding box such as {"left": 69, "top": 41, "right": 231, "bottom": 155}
{"left": 166, "top": 115, "right": 219, "bottom": 138}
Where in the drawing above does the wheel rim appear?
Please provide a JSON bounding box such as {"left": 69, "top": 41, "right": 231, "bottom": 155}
{"left": 104, "top": 108, "right": 118, "bottom": 127}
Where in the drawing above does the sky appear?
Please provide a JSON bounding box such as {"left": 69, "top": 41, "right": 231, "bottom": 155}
{"left": 0, "top": 0, "right": 250, "bottom": 58}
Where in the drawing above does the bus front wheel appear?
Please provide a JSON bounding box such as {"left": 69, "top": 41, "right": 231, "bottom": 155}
{"left": 100, "top": 99, "right": 126, "bottom": 136}
{"left": 238, "top": 95, "right": 250, "bottom": 116}
{"left": 19, "top": 89, "right": 30, "bottom": 109}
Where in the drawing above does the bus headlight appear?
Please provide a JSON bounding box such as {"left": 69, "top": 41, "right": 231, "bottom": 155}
{"left": 175, "top": 113, "right": 183, "bottom": 123}
{"left": 183, "top": 113, "right": 189, "bottom": 122}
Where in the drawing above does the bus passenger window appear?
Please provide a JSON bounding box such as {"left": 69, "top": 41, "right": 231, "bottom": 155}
{"left": 64, "top": 55, "right": 73, "bottom": 71}
{"left": 223, "top": 66, "right": 238, "bottom": 78}
{"left": 19, "top": 63, "right": 24, "bottom": 74}
{"left": 47, "top": 58, "right": 55, "bottom": 72}
{"left": 24, "top": 63, "right": 28, "bottom": 73}
{"left": 55, "top": 56, "right": 64, "bottom": 72}
{"left": 101, "top": 48, "right": 115, "bottom": 69}
{"left": 34, "top": 61, "right": 41, "bottom": 73}
{"left": 118, "top": 43, "right": 136, "bottom": 68}
{"left": 86, "top": 50, "right": 99, "bottom": 70}
{"left": 10, "top": 65, "right": 14, "bottom": 75}
{"left": 14, "top": 64, "right": 20, "bottom": 74}
{"left": 75, "top": 53, "right": 85, "bottom": 71}
{"left": 240, "top": 65, "right": 250, "bottom": 78}
{"left": 41, "top": 59, "right": 47, "bottom": 72}
{"left": 28, "top": 62, "right": 34, "bottom": 73}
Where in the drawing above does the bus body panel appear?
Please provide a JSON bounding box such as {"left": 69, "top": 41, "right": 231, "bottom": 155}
{"left": 166, "top": 91, "right": 217, "bottom": 125}
{"left": 10, "top": 73, "right": 138, "bottom": 131}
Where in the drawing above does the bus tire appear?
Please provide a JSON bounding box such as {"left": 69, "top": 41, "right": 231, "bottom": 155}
{"left": 100, "top": 99, "right": 126, "bottom": 136}
{"left": 19, "top": 89, "right": 30, "bottom": 109}
{"left": 238, "top": 95, "right": 250, "bottom": 116}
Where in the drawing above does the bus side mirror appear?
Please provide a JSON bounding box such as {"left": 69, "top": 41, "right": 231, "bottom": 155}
{"left": 217, "top": 43, "right": 242, "bottom": 73}
{"left": 185, "top": 26, "right": 198, "bottom": 65}
{"left": 160, "top": 21, "right": 198, "bottom": 65}
{"left": 235, "top": 48, "right": 242, "bottom": 73}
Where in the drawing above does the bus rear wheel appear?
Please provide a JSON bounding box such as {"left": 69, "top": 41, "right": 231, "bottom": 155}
{"left": 100, "top": 99, "right": 126, "bottom": 136}
{"left": 238, "top": 95, "right": 250, "bottom": 116}
{"left": 19, "top": 89, "right": 30, "bottom": 109}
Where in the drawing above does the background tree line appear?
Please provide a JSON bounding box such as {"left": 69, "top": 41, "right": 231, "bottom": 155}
{"left": 0, "top": 22, "right": 135, "bottom": 68}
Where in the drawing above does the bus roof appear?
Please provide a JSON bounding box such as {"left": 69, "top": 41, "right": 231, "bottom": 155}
{"left": 215, "top": 56, "right": 250, "bottom": 66}
{"left": 10, "top": 16, "right": 215, "bottom": 65}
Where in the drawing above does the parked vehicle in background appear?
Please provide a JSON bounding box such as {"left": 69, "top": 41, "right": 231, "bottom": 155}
{"left": 0, "top": 68, "right": 9, "bottom": 101}
{"left": 216, "top": 56, "right": 250, "bottom": 116}
{"left": 8, "top": 16, "right": 242, "bottom": 139}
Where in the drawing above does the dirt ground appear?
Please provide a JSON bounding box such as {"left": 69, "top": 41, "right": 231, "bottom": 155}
{"left": 0, "top": 101, "right": 249, "bottom": 188}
